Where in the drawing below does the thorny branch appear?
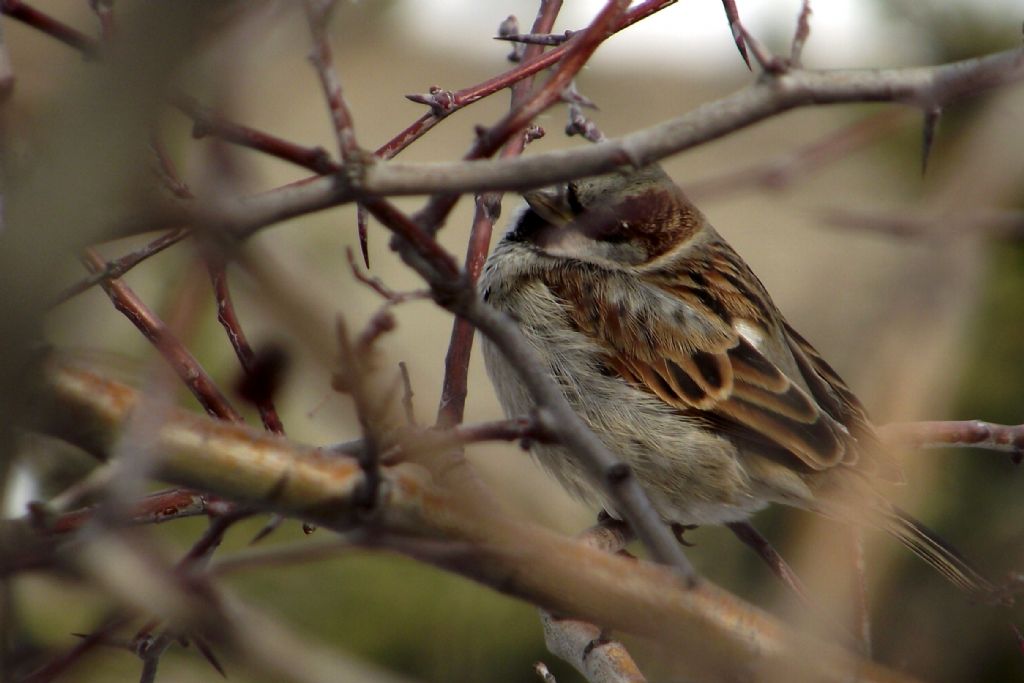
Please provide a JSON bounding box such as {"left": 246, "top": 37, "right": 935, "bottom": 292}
{"left": 211, "top": 47, "right": 1024, "bottom": 240}
{"left": 33, "top": 361, "right": 923, "bottom": 683}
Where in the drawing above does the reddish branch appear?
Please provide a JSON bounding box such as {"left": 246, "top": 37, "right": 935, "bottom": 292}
{"left": 378, "top": 0, "right": 676, "bottom": 160}
{"left": 82, "top": 249, "right": 243, "bottom": 422}
{"left": 0, "top": 0, "right": 99, "bottom": 57}
{"left": 43, "top": 489, "right": 215, "bottom": 535}
{"left": 54, "top": 229, "right": 190, "bottom": 305}
{"left": 172, "top": 94, "right": 339, "bottom": 175}
{"left": 879, "top": 420, "right": 1024, "bottom": 463}
{"left": 303, "top": 0, "right": 360, "bottom": 162}
{"left": 435, "top": 1, "right": 563, "bottom": 428}
{"left": 208, "top": 263, "right": 286, "bottom": 434}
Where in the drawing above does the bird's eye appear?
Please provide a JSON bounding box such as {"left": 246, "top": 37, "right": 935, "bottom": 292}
{"left": 566, "top": 181, "right": 585, "bottom": 214}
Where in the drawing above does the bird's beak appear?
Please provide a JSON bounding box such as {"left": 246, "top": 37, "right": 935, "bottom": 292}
{"left": 523, "top": 185, "right": 574, "bottom": 226}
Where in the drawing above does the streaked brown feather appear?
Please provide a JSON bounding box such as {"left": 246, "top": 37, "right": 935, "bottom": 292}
{"left": 543, "top": 238, "right": 887, "bottom": 478}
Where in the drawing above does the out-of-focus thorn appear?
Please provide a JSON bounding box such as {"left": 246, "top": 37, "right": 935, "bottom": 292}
{"left": 357, "top": 203, "right": 370, "bottom": 268}
{"left": 250, "top": 515, "right": 285, "bottom": 545}
{"left": 922, "top": 106, "right": 942, "bottom": 174}
{"left": 721, "top": 0, "right": 751, "bottom": 70}
{"left": 561, "top": 81, "right": 597, "bottom": 110}
{"left": 193, "top": 636, "right": 227, "bottom": 678}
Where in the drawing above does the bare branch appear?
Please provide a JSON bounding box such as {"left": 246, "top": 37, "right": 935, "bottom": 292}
{"left": 216, "top": 48, "right": 1024, "bottom": 240}
{"left": 0, "top": 1, "right": 99, "bottom": 57}
{"left": 790, "top": 0, "right": 812, "bottom": 67}
{"left": 39, "top": 360, "right": 926, "bottom": 683}
{"left": 82, "top": 249, "right": 244, "bottom": 422}
{"left": 303, "top": 0, "right": 360, "bottom": 162}
{"left": 54, "top": 229, "right": 190, "bottom": 305}
{"left": 172, "top": 94, "right": 338, "bottom": 175}
{"left": 879, "top": 420, "right": 1024, "bottom": 463}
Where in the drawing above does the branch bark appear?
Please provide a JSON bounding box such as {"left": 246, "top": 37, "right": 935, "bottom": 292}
{"left": 33, "top": 359, "right": 923, "bottom": 683}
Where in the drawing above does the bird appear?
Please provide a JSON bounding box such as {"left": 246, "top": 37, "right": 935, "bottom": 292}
{"left": 479, "top": 163, "right": 997, "bottom": 599}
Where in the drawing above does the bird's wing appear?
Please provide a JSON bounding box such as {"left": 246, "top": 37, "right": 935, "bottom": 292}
{"left": 545, "top": 240, "right": 899, "bottom": 480}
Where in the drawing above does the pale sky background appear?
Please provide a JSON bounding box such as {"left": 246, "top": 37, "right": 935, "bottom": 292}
{"left": 399, "top": 0, "right": 1023, "bottom": 69}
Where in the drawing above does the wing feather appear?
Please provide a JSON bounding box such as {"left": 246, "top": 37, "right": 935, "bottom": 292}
{"left": 542, "top": 242, "right": 890, "bottom": 479}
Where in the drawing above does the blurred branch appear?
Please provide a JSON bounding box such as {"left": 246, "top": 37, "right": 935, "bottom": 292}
{"left": 541, "top": 520, "right": 647, "bottom": 683}
{"left": 54, "top": 229, "right": 190, "bottom": 305}
{"left": 36, "top": 360, "right": 923, "bottom": 683}
{"left": 824, "top": 207, "right": 1024, "bottom": 240}
{"left": 879, "top": 420, "right": 1024, "bottom": 463}
{"left": 0, "top": 1, "right": 98, "bottom": 57}
{"left": 685, "top": 109, "right": 909, "bottom": 201}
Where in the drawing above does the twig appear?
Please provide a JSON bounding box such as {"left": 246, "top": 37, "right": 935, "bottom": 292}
{"left": 216, "top": 47, "right": 1024, "bottom": 240}
{"left": 208, "top": 262, "right": 286, "bottom": 434}
{"left": 171, "top": 94, "right": 339, "bottom": 175}
{"left": 53, "top": 229, "right": 191, "bottom": 305}
{"left": 0, "top": 1, "right": 99, "bottom": 57}
{"left": 824, "top": 207, "right": 1024, "bottom": 241}
{"left": 790, "top": 0, "right": 812, "bottom": 67}
{"left": 82, "top": 249, "right": 243, "bottom": 422}
{"left": 332, "top": 317, "right": 385, "bottom": 510}
{"left": 685, "top": 109, "right": 909, "bottom": 200}
{"left": 540, "top": 520, "right": 646, "bottom": 683}
{"left": 44, "top": 489, "right": 214, "bottom": 535}
{"left": 0, "top": 19, "right": 15, "bottom": 101}
{"left": 303, "top": 0, "right": 360, "bottom": 162}
{"left": 878, "top": 420, "right": 1024, "bottom": 463}
{"left": 398, "top": 361, "right": 416, "bottom": 427}
{"left": 345, "top": 247, "right": 429, "bottom": 304}
{"left": 496, "top": 31, "right": 573, "bottom": 47}
{"left": 726, "top": 521, "right": 814, "bottom": 607}
{"left": 88, "top": 0, "right": 115, "bottom": 41}
{"left": 378, "top": 0, "right": 676, "bottom": 160}
{"left": 921, "top": 106, "right": 942, "bottom": 173}
{"left": 41, "top": 361, "right": 925, "bottom": 683}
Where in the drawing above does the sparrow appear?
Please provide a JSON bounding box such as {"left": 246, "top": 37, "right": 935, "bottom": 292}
{"left": 480, "top": 164, "right": 996, "bottom": 599}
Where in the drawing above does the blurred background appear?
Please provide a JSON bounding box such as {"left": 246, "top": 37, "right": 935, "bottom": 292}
{"left": 3, "top": 0, "right": 1023, "bottom": 681}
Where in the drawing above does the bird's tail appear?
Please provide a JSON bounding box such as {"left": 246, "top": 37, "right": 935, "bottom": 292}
{"left": 881, "top": 505, "right": 1001, "bottom": 601}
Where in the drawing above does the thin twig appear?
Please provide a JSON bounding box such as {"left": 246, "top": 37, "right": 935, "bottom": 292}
{"left": 378, "top": 0, "right": 676, "bottom": 160}
{"left": 171, "top": 94, "right": 338, "bottom": 175}
{"left": 303, "top": 0, "right": 360, "bottom": 162}
{"left": 790, "top": 0, "right": 812, "bottom": 67}
{"left": 82, "top": 249, "right": 243, "bottom": 422}
{"left": 0, "top": 1, "right": 99, "bottom": 57}
{"left": 53, "top": 229, "right": 191, "bottom": 305}
{"left": 879, "top": 420, "right": 1024, "bottom": 463}
{"left": 208, "top": 263, "right": 286, "bottom": 434}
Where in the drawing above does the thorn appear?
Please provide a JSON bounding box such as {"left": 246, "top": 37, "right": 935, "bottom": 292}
{"left": 921, "top": 106, "right": 942, "bottom": 174}
{"left": 357, "top": 203, "right": 370, "bottom": 268}
{"left": 721, "top": 0, "right": 751, "bottom": 70}
{"left": 194, "top": 637, "right": 228, "bottom": 678}
{"left": 250, "top": 515, "right": 284, "bottom": 544}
